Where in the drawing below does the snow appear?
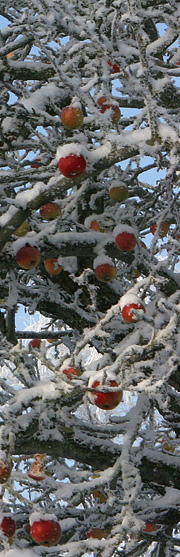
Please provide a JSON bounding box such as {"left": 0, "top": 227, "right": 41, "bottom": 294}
{"left": 1, "top": 547, "right": 39, "bottom": 557}
{"left": 14, "top": 182, "right": 49, "bottom": 209}
{"left": 113, "top": 224, "right": 137, "bottom": 238}
{"left": 0, "top": 206, "right": 18, "bottom": 227}
{"left": 109, "top": 180, "right": 127, "bottom": 191}
{"left": 0, "top": 450, "right": 8, "bottom": 460}
{"left": 88, "top": 370, "right": 120, "bottom": 390}
{"left": 120, "top": 293, "right": 144, "bottom": 310}
{"left": 56, "top": 142, "right": 89, "bottom": 161}
{"left": 93, "top": 255, "right": 115, "bottom": 269}
{"left": 20, "top": 83, "right": 68, "bottom": 113}
{"left": 29, "top": 511, "right": 58, "bottom": 526}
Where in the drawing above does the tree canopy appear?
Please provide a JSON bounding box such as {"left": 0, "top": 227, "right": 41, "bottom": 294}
{"left": 0, "top": 1, "right": 180, "bottom": 556}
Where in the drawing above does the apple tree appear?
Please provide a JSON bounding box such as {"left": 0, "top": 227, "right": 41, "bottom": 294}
{"left": 0, "top": 0, "right": 180, "bottom": 555}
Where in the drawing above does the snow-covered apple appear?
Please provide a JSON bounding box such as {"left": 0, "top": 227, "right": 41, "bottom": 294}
{"left": 87, "top": 527, "right": 108, "bottom": 540}
{"left": 97, "top": 95, "right": 108, "bottom": 106}
{"left": 29, "top": 339, "right": 41, "bottom": 349}
{"left": 100, "top": 103, "right": 121, "bottom": 123}
{"left": 0, "top": 516, "right": 16, "bottom": 539}
{"left": 89, "top": 219, "right": 101, "bottom": 231}
{"left": 44, "top": 259, "right": 63, "bottom": 276}
{"left": 114, "top": 225, "right": 137, "bottom": 252}
{"left": 108, "top": 60, "right": 120, "bottom": 73}
{"left": 61, "top": 106, "right": 84, "bottom": 129}
{"left": 28, "top": 453, "right": 46, "bottom": 481}
{"left": 84, "top": 215, "right": 103, "bottom": 231}
{"left": 16, "top": 245, "right": 41, "bottom": 269}
{"left": 58, "top": 153, "right": 86, "bottom": 178}
{"left": 93, "top": 255, "right": 117, "bottom": 283}
{"left": 88, "top": 371, "right": 123, "bottom": 410}
{"left": 130, "top": 522, "right": 158, "bottom": 540}
{"left": 30, "top": 515, "right": 62, "bottom": 546}
{"left": 150, "top": 221, "right": 169, "bottom": 238}
{"left": 109, "top": 181, "right": 129, "bottom": 202}
{"left": 61, "top": 365, "right": 82, "bottom": 380}
{"left": 120, "top": 293, "right": 145, "bottom": 323}
{"left": 40, "top": 202, "right": 61, "bottom": 221}
{"left": 0, "top": 453, "right": 12, "bottom": 483}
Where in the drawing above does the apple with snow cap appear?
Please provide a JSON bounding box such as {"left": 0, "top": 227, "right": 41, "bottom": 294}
{"left": 61, "top": 105, "right": 84, "bottom": 129}
{"left": 120, "top": 293, "right": 145, "bottom": 323}
{"left": 108, "top": 61, "right": 120, "bottom": 73}
{"left": 84, "top": 215, "right": 102, "bottom": 231}
{"left": 28, "top": 453, "right": 46, "bottom": 481}
{"left": 40, "top": 202, "right": 61, "bottom": 221}
{"left": 57, "top": 143, "right": 87, "bottom": 179}
{"left": 97, "top": 95, "right": 108, "bottom": 106}
{"left": 0, "top": 515, "right": 16, "bottom": 540}
{"left": 100, "top": 102, "right": 121, "bottom": 123}
{"left": 88, "top": 371, "right": 123, "bottom": 410}
{"left": 16, "top": 245, "right": 41, "bottom": 270}
{"left": 87, "top": 527, "right": 108, "bottom": 539}
{"left": 109, "top": 180, "right": 129, "bottom": 202}
{"left": 60, "top": 359, "right": 82, "bottom": 380}
{"left": 30, "top": 512, "right": 62, "bottom": 546}
{"left": 114, "top": 225, "right": 137, "bottom": 252}
{"left": 93, "top": 255, "right": 117, "bottom": 283}
{"left": 150, "top": 221, "right": 169, "bottom": 238}
{"left": 0, "top": 451, "right": 12, "bottom": 483}
{"left": 44, "top": 259, "right": 63, "bottom": 276}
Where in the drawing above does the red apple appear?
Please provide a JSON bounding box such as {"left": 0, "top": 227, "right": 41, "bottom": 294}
{"left": 109, "top": 182, "right": 129, "bottom": 202}
{"left": 30, "top": 519, "right": 62, "bottom": 546}
{"left": 16, "top": 245, "right": 41, "bottom": 269}
{"left": 143, "top": 523, "right": 158, "bottom": 533}
{"left": 28, "top": 453, "right": 46, "bottom": 481}
{"left": 29, "top": 338, "right": 41, "bottom": 349}
{"left": 61, "top": 106, "right": 84, "bottom": 129}
{"left": 97, "top": 95, "right": 108, "bottom": 106}
{"left": 87, "top": 527, "right": 108, "bottom": 540}
{"left": 108, "top": 61, "right": 120, "bottom": 73}
{"left": 122, "top": 302, "right": 145, "bottom": 323}
{"left": 0, "top": 516, "right": 16, "bottom": 539}
{"left": 40, "top": 202, "right": 61, "bottom": 221}
{"left": 61, "top": 366, "right": 82, "bottom": 380}
{"left": 0, "top": 454, "right": 12, "bottom": 483}
{"left": 88, "top": 372, "right": 123, "bottom": 410}
{"left": 44, "top": 259, "right": 63, "bottom": 276}
{"left": 31, "top": 158, "right": 42, "bottom": 169}
{"left": 58, "top": 153, "right": 86, "bottom": 179}
{"left": 94, "top": 256, "right": 117, "bottom": 283}
{"left": 100, "top": 103, "right": 121, "bottom": 123}
{"left": 150, "top": 221, "right": 169, "bottom": 238}
{"left": 130, "top": 522, "right": 158, "bottom": 540}
{"left": 114, "top": 225, "right": 137, "bottom": 252}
